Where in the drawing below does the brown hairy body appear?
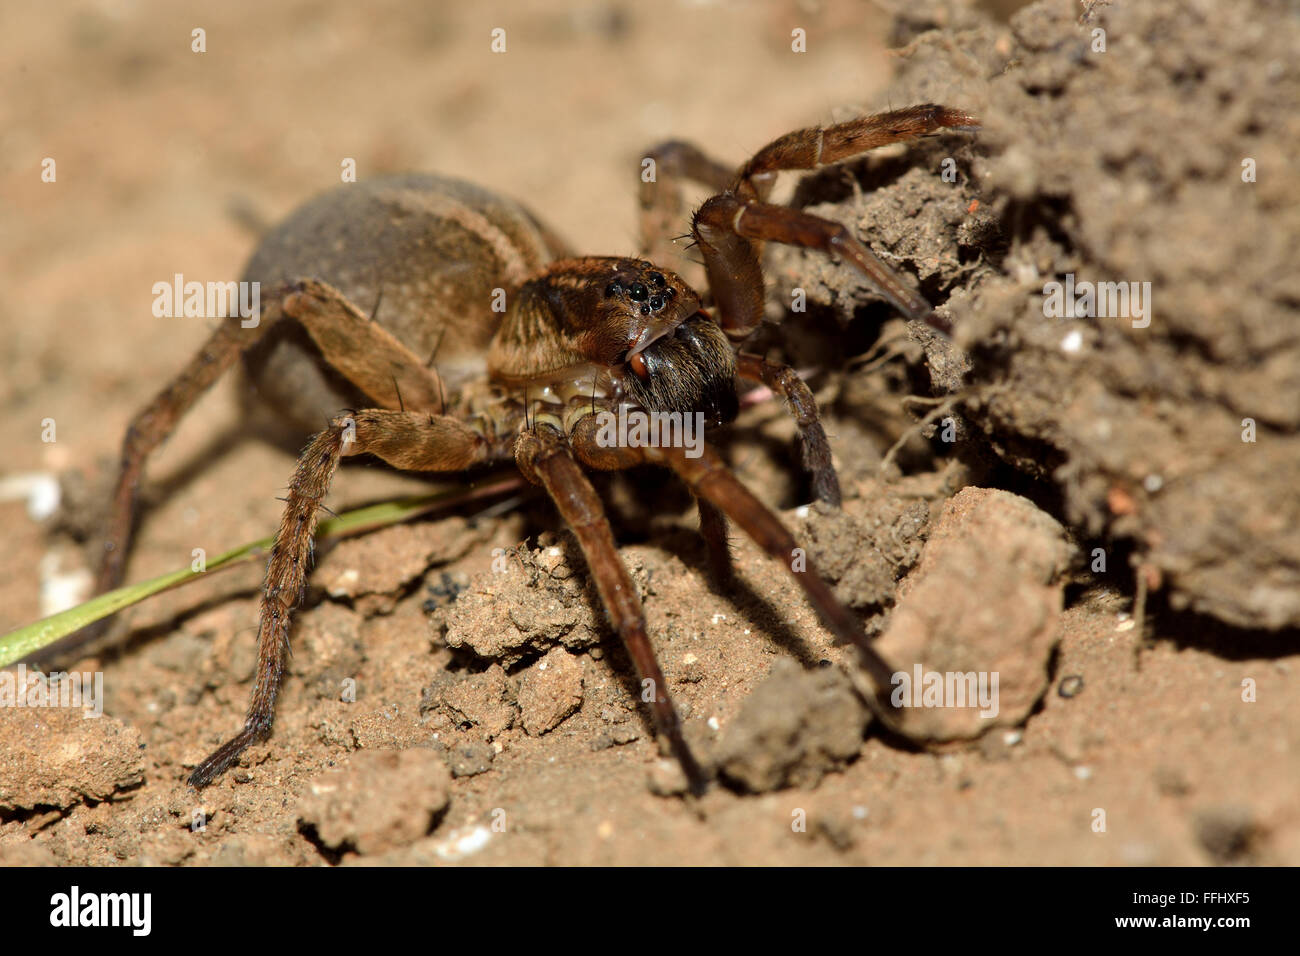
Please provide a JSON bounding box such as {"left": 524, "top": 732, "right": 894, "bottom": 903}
{"left": 89, "top": 104, "right": 978, "bottom": 793}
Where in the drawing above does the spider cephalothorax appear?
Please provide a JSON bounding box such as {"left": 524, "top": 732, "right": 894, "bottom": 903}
{"left": 86, "top": 104, "right": 978, "bottom": 793}
{"left": 492, "top": 257, "right": 738, "bottom": 427}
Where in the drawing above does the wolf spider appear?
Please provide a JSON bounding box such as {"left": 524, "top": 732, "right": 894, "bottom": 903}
{"left": 93, "top": 104, "right": 978, "bottom": 793}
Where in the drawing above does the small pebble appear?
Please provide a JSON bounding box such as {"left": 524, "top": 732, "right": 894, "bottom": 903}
{"left": 647, "top": 759, "right": 689, "bottom": 797}
{"left": 1058, "top": 675, "right": 1085, "bottom": 698}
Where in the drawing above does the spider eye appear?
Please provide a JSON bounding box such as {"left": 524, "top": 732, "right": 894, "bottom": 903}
{"left": 629, "top": 282, "right": 649, "bottom": 302}
{"left": 628, "top": 351, "right": 649, "bottom": 379}
{"left": 604, "top": 282, "right": 623, "bottom": 298}
{"left": 649, "top": 272, "right": 666, "bottom": 287}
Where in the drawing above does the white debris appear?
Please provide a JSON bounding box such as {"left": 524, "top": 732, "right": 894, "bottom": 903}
{"left": 0, "top": 472, "right": 61, "bottom": 521}
{"left": 432, "top": 824, "right": 493, "bottom": 861}
{"left": 39, "top": 551, "right": 93, "bottom": 617}
{"left": 328, "top": 568, "right": 361, "bottom": 596}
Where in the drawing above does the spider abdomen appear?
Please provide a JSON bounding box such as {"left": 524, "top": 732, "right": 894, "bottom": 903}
{"left": 240, "top": 173, "right": 567, "bottom": 434}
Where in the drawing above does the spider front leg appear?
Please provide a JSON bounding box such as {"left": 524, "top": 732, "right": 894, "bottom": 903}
{"left": 695, "top": 195, "right": 945, "bottom": 335}
{"left": 515, "top": 426, "right": 707, "bottom": 794}
{"left": 736, "top": 353, "right": 840, "bottom": 506}
{"left": 694, "top": 104, "right": 980, "bottom": 339}
{"left": 733, "top": 104, "right": 979, "bottom": 201}
{"left": 189, "top": 408, "right": 489, "bottom": 788}
{"left": 570, "top": 418, "right": 896, "bottom": 700}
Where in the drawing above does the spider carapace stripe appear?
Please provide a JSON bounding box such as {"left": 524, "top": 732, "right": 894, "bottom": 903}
{"left": 85, "top": 105, "right": 977, "bottom": 790}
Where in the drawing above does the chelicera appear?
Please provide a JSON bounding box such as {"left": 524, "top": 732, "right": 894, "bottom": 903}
{"left": 93, "top": 104, "right": 978, "bottom": 792}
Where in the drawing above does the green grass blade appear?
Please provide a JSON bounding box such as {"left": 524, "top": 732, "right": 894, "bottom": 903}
{"left": 0, "top": 479, "right": 519, "bottom": 668}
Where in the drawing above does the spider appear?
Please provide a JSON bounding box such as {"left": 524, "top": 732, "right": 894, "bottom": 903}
{"left": 91, "top": 104, "right": 978, "bottom": 793}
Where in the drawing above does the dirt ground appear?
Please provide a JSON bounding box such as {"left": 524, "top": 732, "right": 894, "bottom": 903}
{"left": 1, "top": 0, "right": 1296, "bottom": 866}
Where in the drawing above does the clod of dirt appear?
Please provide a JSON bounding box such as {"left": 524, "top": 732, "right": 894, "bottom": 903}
{"left": 297, "top": 747, "right": 451, "bottom": 856}
{"left": 914, "top": 0, "right": 1299, "bottom": 629}
{"left": 1194, "top": 805, "right": 1261, "bottom": 864}
{"left": 800, "top": 480, "right": 935, "bottom": 612}
{"left": 875, "top": 487, "right": 1072, "bottom": 741}
{"left": 441, "top": 544, "right": 604, "bottom": 665}
{"left": 801, "top": 506, "right": 900, "bottom": 612}
{"left": 0, "top": 841, "right": 58, "bottom": 866}
{"left": 517, "top": 647, "right": 585, "bottom": 736}
{"left": 315, "top": 518, "right": 486, "bottom": 615}
{"left": 420, "top": 662, "right": 516, "bottom": 738}
{"left": 590, "top": 722, "right": 641, "bottom": 751}
{"left": 770, "top": 0, "right": 1300, "bottom": 632}
{"left": 0, "top": 707, "right": 145, "bottom": 810}
{"left": 439, "top": 738, "right": 495, "bottom": 778}
{"left": 715, "top": 658, "right": 872, "bottom": 793}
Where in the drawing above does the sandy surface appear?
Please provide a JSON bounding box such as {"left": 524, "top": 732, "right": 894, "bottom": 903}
{"left": 0, "top": 0, "right": 1296, "bottom": 866}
